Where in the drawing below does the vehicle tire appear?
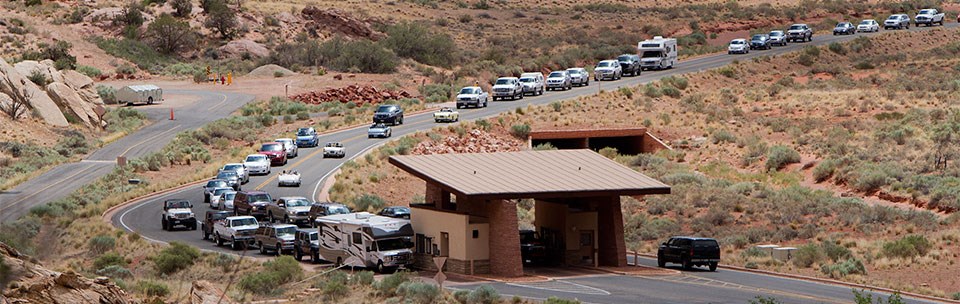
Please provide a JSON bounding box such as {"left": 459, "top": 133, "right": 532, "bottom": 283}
{"left": 161, "top": 218, "right": 168, "bottom": 231}
{"left": 377, "top": 261, "right": 386, "bottom": 273}
{"left": 284, "top": 215, "right": 290, "bottom": 224}
{"left": 190, "top": 222, "right": 197, "bottom": 230}
{"left": 147, "top": 97, "right": 154, "bottom": 105}
{"left": 259, "top": 242, "right": 266, "bottom": 254}
{"left": 275, "top": 243, "right": 282, "bottom": 256}
{"left": 709, "top": 262, "right": 718, "bottom": 272}
{"left": 539, "top": 88, "right": 544, "bottom": 95}
{"left": 215, "top": 233, "right": 224, "bottom": 246}
{"left": 295, "top": 248, "right": 303, "bottom": 261}
{"left": 203, "top": 230, "right": 209, "bottom": 240}
{"left": 657, "top": 256, "right": 665, "bottom": 268}
{"left": 232, "top": 237, "right": 239, "bottom": 250}
{"left": 312, "top": 250, "right": 320, "bottom": 263}
{"left": 682, "top": 258, "right": 692, "bottom": 270}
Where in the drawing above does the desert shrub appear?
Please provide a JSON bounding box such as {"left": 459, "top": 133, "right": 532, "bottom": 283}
{"left": 643, "top": 84, "right": 662, "bottom": 98}
{"left": 661, "top": 76, "right": 689, "bottom": 90}
{"left": 617, "top": 86, "right": 634, "bottom": 99}
{"left": 135, "top": 280, "right": 169, "bottom": 297}
{"left": 661, "top": 85, "right": 681, "bottom": 98}
{"left": 796, "top": 54, "right": 815, "bottom": 66}
{"left": 545, "top": 297, "right": 581, "bottom": 304}
{"left": 750, "top": 296, "right": 785, "bottom": 304}
{"left": 104, "top": 107, "right": 147, "bottom": 134}
{"left": 54, "top": 131, "right": 90, "bottom": 156}
{"left": 208, "top": 253, "right": 235, "bottom": 272}
{"left": 397, "top": 281, "right": 440, "bottom": 304}
{"left": 152, "top": 242, "right": 200, "bottom": 275}
{"left": 534, "top": 142, "right": 557, "bottom": 150}
{"left": 114, "top": 1, "right": 145, "bottom": 27}
{"left": 419, "top": 84, "right": 452, "bottom": 101}
{"left": 792, "top": 244, "right": 824, "bottom": 268}
{"left": 765, "top": 145, "right": 800, "bottom": 172}
{"left": 115, "top": 64, "right": 137, "bottom": 75}
{"left": 96, "top": 265, "right": 132, "bottom": 279}
{"left": 820, "top": 258, "right": 866, "bottom": 278}
{"left": 812, "top": 159, "right": 839, "bottom": 183}
{"left": 171, "top": 0, "right": 192, "bottom": 17}
{"left": 93, "top": 252, "right": 127, "bottom": 269}
{"left": 27, "top": 69, "right": 50, "bottom": 86}
{"left": 77, "top": 65, "right": 102, "bottom": 78}
{"left": 717, "top": 66, "right": 737, "bottom": 78}
{"left": 849, "top": 165, "right": 892, "bottom": 193}
{"left": 324, "top": 37, "right": 399, "bottom": 73}
{"left": 322, "top": 271, "right": 349, "bottom": 299}
{"left": 239, "top": 256, "right": 303, "bottom": 295}
{"left": 510, "top": 123, "right": 531, "bottom": 139}
{"left": 711, "top": 129, "right": 737, "bottom": 144}
{"left": 852, "top": 289, "right": 905, "bottom": 304}
{"left": 381, "top": 22, "right": 458, "bottom": 67}
{"left": 828, "top": 42, "right": 846, "bottom": 55}
{"left": 821, "top": 240, "right": 852, "bottom": 262}
{"left": 375, "top": 271, "right": 410, "bottom": 297}
{"left": 854, "top": 61, "right": 875, "bottom": 70}
{"left": 21, "top": 41, "right": 77, "bottom": 70}
{"left": 240, "top": 271, "right": 282, "bottom": 295}
{"left": 88, "top": 235, "right": 116, "bottom": 254}
{"left": 882, "top": 235, "right": 931, "bottom": 259}
{"left": 598, "top": 147, "right": 618, "bottom": 159}
{"left": 93, "top": 37, "right": 170, "bottom": 73}
{"left": 952, "top": 292, "right": 960, "bottom": 301}
{"left": 354, "top": 194, "right": 386, "bottom": 211}
{"left": 352, "top": 271, "right": 374, "bottom": 286}
{"left": 467, "top": 285, "right": 500, "bottom": 304}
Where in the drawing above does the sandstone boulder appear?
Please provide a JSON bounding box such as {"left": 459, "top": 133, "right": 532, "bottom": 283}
{"left": 190, "top": 280, "right": 234, "bottom": 304}
{"left": 218, "top": 39, "right": 270, "bottom": 59}
{"left": 1, "top": 241, "right": 133, "bottom": 304}
{"left": 14, "top": 60, "right": 65, "bottom": 85}
{"left": 47, "top": 82, "right": 97, "bottom": 126}
{"left": 62, "top": 70, "right": 95, "bottom": 90}
{"left": 0, "top": 58, "right": 69, "bottom": 126}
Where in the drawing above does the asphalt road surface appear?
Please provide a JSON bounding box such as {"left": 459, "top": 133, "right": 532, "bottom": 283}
{"left": 0, "top": 90, "right": 254, "bottom": 222}
{"left": 108, "top": 24, "right": 958, "bottom": 304}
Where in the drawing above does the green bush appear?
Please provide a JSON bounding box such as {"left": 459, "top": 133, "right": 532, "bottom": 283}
{"left": 93, "top": 37, "right": 170, "bottom": 73}
{"left": 661, "top": 85, "right": 681, "bottom": 98}
{"left": 77, "top": 65, "right": 102, "bottom": 78}
{"left": 792, "top": 244, "right": 824, "bottom": 268}
{"left": 796, "top": 54, "right": 815, "bottom": 66}
{"left": 375, "top": 271, "right": 410, "bottom": 297}
{"left": 419, "top": 84, "right": 452, "bottom": 101}
{"left": 882, "top": 235, "right": 931, "bottom": 259}
{"left": 854, "top": 61, "right": 875, "bottom": 70}
{"left": 171, "top": 0, "right": 192, "bottom": 17}
{"left": 467, "top": 285, "right": 500, "bottom": 304}
{"left": 643, "top": 84, "right": 662, "bottom": 98}
{"left": 93, "top": 252, "right": 127, "bottom": 269}
{"left": 510, "top": 123, "right": 531, "bottom": 139}
{"left": 354, "top": 194, "right": 386, "bottom": 211}
{"left": 240, "top": 271, "right": 282, "bottom": 295}
{"left": 265, "top": 256, "right": 303, "bottom": 282}
{"left": 88, "top": 235, "right": 116, "bottom": 254}
{"left": 397, "top": 281, "right": 440, "bottom": 304}
{"left": 27, "top": 69, "right": 50, "bottom": 87}
{"left": 828, "top": 42, "right": 846, "bottom": 55}
{"left": 114, "top": 1, "right": 145, "bottom": 27}
{"left": 381, "top": 22, "right": 458, "bottom": 67}
{"left": 717, "top": 66, "right": 737, "bottom": 78}
{"left": 352, "top": 270, "right": 374, "bottom": 286}
{"left": 820, "top": 258, "right": 866, "bottom": 278}
{"left": 812, "top": 159, "right": 839, "bottom": 183}
{"left": 711, "top": 129, "right": 737, "bottom": 144}
{"left": 821, "top": 240, "right": 852, "bottom": 262}
{"left": 135, "top": 280, "right": 169, "bottom": 297}
{"left": 545, "top": 297, "right": 582, "bottom": 304}
{"left": 662, "top": 76, "right": 689, "bottom": 90}
{"left": 97, "top": 85, "right": 117, "bottom": 104}
{"left": 618, "top": 87, "right": 634, "bottom": 99}
{"left": 765, "top": 145, "right": 800, "bottom": 172}
{"left": 152, "top": 242, "right": 200, "bottom": 275}
{"left": 322, "top": 271, "right": 349, "bottom": 299}
{"left": 104, "top": 107, "right": 147, "bottom": 134}
{"left": 96, "top": 265, "right": 132, "bottom": 279}
{"left": 21, "top": 41, "right": 76, "bottom": 70}
{"left": 853, "top": 289, "right": 905, "bottom": 304}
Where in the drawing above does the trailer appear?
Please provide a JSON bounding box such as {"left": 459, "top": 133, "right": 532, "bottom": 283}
{"left": 638, "top": 36, "right": 678, "bottom": 70}
{"left": 315, "top": 212, "right": 414, "bottom": 272}
{"left": 116, "top": 84, "right": 163, "bottom": 106}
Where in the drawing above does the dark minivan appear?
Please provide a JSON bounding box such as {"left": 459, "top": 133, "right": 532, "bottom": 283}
{"left": 657, "top": 236, "right": 720, "bottom": 271}
{"left": 234, "top": 190, "right": 273, "bottom": 219}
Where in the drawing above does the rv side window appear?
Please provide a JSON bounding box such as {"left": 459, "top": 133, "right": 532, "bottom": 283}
{"left": 352, "top": 232, "right": 362, "bottom": 244}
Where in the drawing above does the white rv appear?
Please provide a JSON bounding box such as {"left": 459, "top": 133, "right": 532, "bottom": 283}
{"left": 116, "top": 84, "right": 163, "bottom": 106}
{"left": 637, "top": 36, "right": 678, "bottom": 70}
{"left": 315, "top": 212, "right": 414, "bottom": 272}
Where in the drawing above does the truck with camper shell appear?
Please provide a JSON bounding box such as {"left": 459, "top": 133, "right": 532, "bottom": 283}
{"left": 314, "top": 212, "right": 414, "bottom": 272}
{"left": 637, "top": 36, "right": 677, "bottom": 70}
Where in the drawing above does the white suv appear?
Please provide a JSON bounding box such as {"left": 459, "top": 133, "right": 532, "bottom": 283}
{"left": 243, "top": 154, "right": 271, "bottom": 175}
{"left": 492, "top": 77, "right": 523, "bottom": 101}
{"left": 594, "top": 60, "right": 622, "bottom": 81}
{"left": 519, "top": 72, "right": 544, "bottom": 96}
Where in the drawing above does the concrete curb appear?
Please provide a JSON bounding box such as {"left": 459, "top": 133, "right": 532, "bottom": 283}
{"left": 630, "top": 252, "right": 960, "bottom": 303}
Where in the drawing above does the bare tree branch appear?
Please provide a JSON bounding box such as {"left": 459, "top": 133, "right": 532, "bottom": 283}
{"left": 0, "top": 76, "right": 30, "bottom": 120}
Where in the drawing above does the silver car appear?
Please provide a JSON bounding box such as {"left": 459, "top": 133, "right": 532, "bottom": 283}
{"left": 566, "top": 68, "right": 589, "bottom": 86}
{"left": 210, "top": 187, "right": 234, "bottom": 209}
{"left": 220, "top": 163, "right": 248, "bottom": 184}
{"left": 215, "top": 171, "right": 241, "bottom": 190}
{"left": 367, "top": 123, "right": 392, "bottom": 138}
{"left": 546, "top": 71, "right": 572, "bottom": 91}
{"left": 218, "top": 190, "right": 237, "bottom": 211}
{"left": 768, "top": 30, "right": 787, "bottom": 46}
{"left": 275, "top": 138, "right": 298, "bottom": 158}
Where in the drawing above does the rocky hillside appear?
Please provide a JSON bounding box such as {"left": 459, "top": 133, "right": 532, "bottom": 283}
{"left": 0, "top": 58, "right": 104, "bottom": 128}
{"left": 0, "top": 242, "right": 133, "bottom": 303}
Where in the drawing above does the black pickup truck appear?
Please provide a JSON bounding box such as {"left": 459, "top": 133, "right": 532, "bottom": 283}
{"left": 657, "top": 236, "right": 721, "bottom": 271}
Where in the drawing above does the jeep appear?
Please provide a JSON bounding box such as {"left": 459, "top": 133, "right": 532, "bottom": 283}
{"left": 294, "top": 228, "right": 322, "bottom": 263}
{"left": 161, "top": 199, "right": 196, "bottom": 231}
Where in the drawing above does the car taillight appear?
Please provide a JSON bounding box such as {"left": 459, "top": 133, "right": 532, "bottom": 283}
{"left": 690, "top": 248, "right": 694, "bottom": 256}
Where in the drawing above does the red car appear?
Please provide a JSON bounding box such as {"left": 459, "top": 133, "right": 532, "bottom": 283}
{"left": 258, "top": 142, "right": 287, "bottom": 166}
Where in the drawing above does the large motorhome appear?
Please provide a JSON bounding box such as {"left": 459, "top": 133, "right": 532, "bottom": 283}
{"left": 637, "top": 36, "right": 678, "bottom": 70}
{"left": 315, "top": 212, "right": 414, "bottom": 272}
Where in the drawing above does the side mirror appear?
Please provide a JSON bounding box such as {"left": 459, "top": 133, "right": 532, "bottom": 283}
{"left": 661, "top": 242, "right": 667, "bottom": 246}
{"left": 189, "top": 204, "right": 194, "bottom": 208}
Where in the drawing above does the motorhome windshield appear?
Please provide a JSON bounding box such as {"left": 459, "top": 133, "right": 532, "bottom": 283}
{"left": 376, "top": 238, "right": 413, "bottom": 251}
{"left": 641, "top": 51, "right": 663, "bottom": 58}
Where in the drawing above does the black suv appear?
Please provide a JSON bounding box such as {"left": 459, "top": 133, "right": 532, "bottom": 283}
{"left": 373, "top": 104, "right": 404, "bottom": 125}
{"left": 657, "top": 236, "right": 720, "bottom": 271}
{"left": 616, "top": 54, "right": 642, "bottom": 77}
{"left": 293, "top": 228, "right": 322, "bottom": 263}
{"left": 378, "top": 206, "right": 411, "bottom": 219}
{"left": 201, "top": 210, "right": 232, "bottom": 240}
{"left": 519, "top": 230, "right": 546, "bottom": 265}
{"left": 308, "top": 202, "right": 352, "bottom": 227}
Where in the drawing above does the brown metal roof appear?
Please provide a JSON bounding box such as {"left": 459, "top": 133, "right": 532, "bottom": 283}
{"left": 529, "top": 127, "right": 649, "bottom": 140}
{"left": 389, "top": 149, "right": 670, "bottom": 199}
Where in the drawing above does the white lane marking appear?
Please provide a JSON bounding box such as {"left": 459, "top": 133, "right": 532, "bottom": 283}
{"left": 311, "top": 143, "right": 381, "bottom": 201}
{"left": 80, "top": 160, "right": 116, "bottom": 164}
{"left": 506, "top": 280, "right": 611, "bottom": 296}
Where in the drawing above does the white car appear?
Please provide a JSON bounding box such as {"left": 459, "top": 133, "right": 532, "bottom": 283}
{"left": 728, "top": 39, "right": 748, "bottom": 54}
{"left": 243, "top": 154, "right": 271, "bottom": 175}
{"left": 566, "top": 68, "right": 589, "bottom": 86}
{"left": 209, "top": 187, "right": 234, "bottom": 209}
{"left": 857, "top": 20, "right": 879, "bottom": 32}
{"left": 368, "top": 123, "right": 392, "bottom": 138}
{"left": 220, "top": 163, "right": 248, "bottom": 184}
{"left": 455, "top": 86, "right": 488, "bottom": 108}
{"left": 593, "top": 60, "right": 622, "bottom": 81}
{"left": 519, "top": 72, "right": 545, "bottom": 96}
{"left": 278, "top": 170, "right": 301, "bottom": 187}
{"left": 275, "top": 138, "right": 298, "bottom": 158}
{"left": 218, "top": 190, "right": 237, "bottom": 211}
{"left": 323, "top": 142, "right": 345, "bottom": 158}
{"left": 433, "top": 107, "right": 460, "bottom": 123}
{"left": 768, "top": 31, "right": 787, "bottom": 46}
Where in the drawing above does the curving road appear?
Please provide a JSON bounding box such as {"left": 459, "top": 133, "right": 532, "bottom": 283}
{"left": 110, "top": 25, "right": 957, "bottom": 304}
{"left": 0, "top": 90, "right": 254, "bottom": 222}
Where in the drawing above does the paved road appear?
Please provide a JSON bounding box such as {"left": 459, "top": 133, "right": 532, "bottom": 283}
{"left": 110, "top": 25, "right": 957, "bottom": 303}
{"left": 0, "top": 90, "right": 254, "bottom": 222}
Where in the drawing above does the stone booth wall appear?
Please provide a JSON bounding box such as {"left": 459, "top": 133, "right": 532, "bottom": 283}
{"left": 413, "top": 253, "right": 490, "bottom": 275}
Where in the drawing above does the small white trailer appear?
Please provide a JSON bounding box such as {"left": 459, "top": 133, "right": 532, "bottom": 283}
{"left": 116, "top": 84, "right": 163, "bottom": 106}
{"left": 315, "top": 212, "right": 414, "bottom": 272}
{"left": 637, "top": 36, "right": 678, "bottom": 70}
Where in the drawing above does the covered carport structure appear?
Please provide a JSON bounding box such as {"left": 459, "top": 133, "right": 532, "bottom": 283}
{"left": 389, "top": 149, "right": 670, "bottom": 277}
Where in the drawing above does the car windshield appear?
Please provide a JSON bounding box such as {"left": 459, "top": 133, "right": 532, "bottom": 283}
{"left": 232, "top": 218, "right": 257, "bottom": 226}
{"left": 566, "top": 69, "right": 581, "bottom": 75}
{"left": 217, "top": 172, "right": 236, "bottom": 179}
{"left": 224, "top": 164, "right": 242, "bottom": 171}
{"left": 285, "top": 199, "right": 310, "bottom": 207}
{"left": 459, "top": 88, "right": 477, "bottom": 94}
{"left": 789, "top": 25, "right": 803, "bottom": 30}
{"left": 495, "top": 79, "right": 512, "bottom": 85}
{"left": 166, "top": 200, "right": 189, "bottom": 208}
{"left": 751, "top": 35, "right": 764, "bottom": 40}
{"left": 207, "top": 180, "right": 226, "bottom": 187}
{"left": 327, "top": 205, "right": 351, "bottom": 215}
{"left": 548, "top": 72, "right": 565, "bottom": 78}
{"left": 249, "top": 193, "right": 272, "bottom": 202}
{"left": 887, "top": 16, "right": 899, "bottom": 20}
{"left": 297, "top": 129, "right": 313, "bottom": 136}
{"left": 275, "top": 226, "right": 296, "bottom": 236}
{"left": 836, "top": 23, "right": 846, "bottom": 27}
{"left": 213, "top": 188, "right": 231, "bottom": 195}
{"left": 769, "top": 31, "right": 783, "bottom": 36}
{"left": 224, "top": 193, "right": 236, "bottom": 200}
{"left": 276, "top": 139, "right": 291, "bottom": 144}
{"left": 246, "top": 155, "right": 266, "bottom": 162}
{"left": 641, "top": 51, "right": 663, "bottom": 58}
{"left": 919, "top": 9, "right": 933, "bottom": 14}
{"left": 597, "top": 61, "right": 612, "bottom": 67}
{"left": 617, "top": 55, "right": 632, "bottom": 61}
{"left": 376, "top": 105, "right": 393, "bottom": 113}
{"left": 260, "top": 143, "right": 281, "bottom": 152}
{"left": 376, "top": 238, "right": 413, "bottom": 251}
{"left": 860, "top": 20, "right": 872, "bottom": 25}
{"left": 731, "top": 40, "right": 744, "bottom": 45}
{"left": 371, "top": 123, "right": 385, "bottom": 128}
{"left": 325, "top": 142, "right": 342, "bottom": 147}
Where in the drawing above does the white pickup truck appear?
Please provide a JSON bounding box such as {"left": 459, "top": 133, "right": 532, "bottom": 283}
{"left": 323, "top": 142, "right": 345, "bottom": 158}
{"left": 213, "top": 216, "right": 259, "bottom": 250}
{"left": 914, "top": 8, "right": 944, "bottom": 27}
